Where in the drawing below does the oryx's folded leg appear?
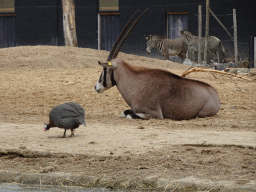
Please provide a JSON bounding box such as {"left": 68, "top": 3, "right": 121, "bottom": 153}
{"left": 121, "top": 109, "right": 134, "bottom": 118}
{"left": 121, "top": 109, "right": 144, "bottom": 119}
{"left": 126, "top": 107, "right": 164, "bottom": 120}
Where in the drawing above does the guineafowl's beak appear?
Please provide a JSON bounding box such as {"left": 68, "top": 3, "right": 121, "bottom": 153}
{"left": 43, "top": 124, "right": 48, "bottom": 131}
{"left": 82, "top": 122, "right": 86, "bottom": 126}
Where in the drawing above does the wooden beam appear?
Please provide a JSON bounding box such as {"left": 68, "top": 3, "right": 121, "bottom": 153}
{"left": 204, "top": 0, "right": 210, "bottom": 63}
{"left": 99, "top": 12, "right": 120, "bottom": 15}
{"left": 233, "top": 9, "right": 238, "bottom": 65}
{"left": 209, "top": 8, "right": 233, "bottom": 40}
{"left": 0, "top": 14, "right": 16, "bottom": 16}
{"left": 62, "top": 0, "right": 78, "bottom": 47}
{"left": 198, "top": 5, "right": 202, "bottom": 64}
{"left": 167, "top": 12, "right": 188, "bottom": 15}
{"left": 254, "top": 37, "right": 256, "bottom": 68}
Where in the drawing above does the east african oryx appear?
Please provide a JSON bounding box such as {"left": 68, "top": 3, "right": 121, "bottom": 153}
{"left": 180, "top": 30, "right": 226, "bottom": 62}
{"left": 145, "top": 34, "right": 188, "bottom": 60}
{"left": 95, "top": 9, "right": 221, "bottom": 120}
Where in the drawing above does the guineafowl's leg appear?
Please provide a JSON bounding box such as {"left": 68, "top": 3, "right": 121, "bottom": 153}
{"left": 62, "top": 129, "right": 67, "bottom": 138}
{"left": 70, "top": 129, "right": 74, "bottom": 137}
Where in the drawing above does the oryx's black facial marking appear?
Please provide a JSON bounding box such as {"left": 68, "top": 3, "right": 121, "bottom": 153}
{"left": 111, "top": 70, "right": 116, "bottom": 86}
{"left": 103, "top": 68, "right": 107, "bottom": 87}
{"left": 95, "top": 67, "right": 116, "bottom": 93}
{"left": 99, "top": 72, "right": 103, "bottom": 83}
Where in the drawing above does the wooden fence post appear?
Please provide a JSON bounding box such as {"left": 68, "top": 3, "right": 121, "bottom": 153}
{"left": 204, "top": 0, "right": 210, "bottom": 63}
{"left": 198, "top": 5, "right": 202, "bottom": 64}
{"left": 233, "top": 9, "right": 238, "bottom": 66}
{"left": 62, "top": 0, "right": 78, "bottom": 47}
{"left": 254, "top": 37, "right": 256, "bottom": 68}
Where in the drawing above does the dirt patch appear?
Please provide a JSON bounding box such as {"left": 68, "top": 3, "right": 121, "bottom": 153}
{"left": 0, "top": 46, "right": 255, "bottom": 191}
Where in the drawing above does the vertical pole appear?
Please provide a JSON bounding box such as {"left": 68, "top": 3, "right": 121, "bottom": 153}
{"left": 233, "top": 9, "right": 238, "bottom": 66}
{"left": 254, "top": 37, "right": 256, "bottom": 68}
{"left": 62, "top": 0, "right": 78, "bottom": 47}
{"left": 198, "top": 5, "right": 202, "bottom": 64}
{"left": 98, "top": 14, "right": 101, "bottom": 50}
{"left": 204, "top": 0, "right": 210, "bottom": 63}
{"left": 249, "top": 36, "right": 254, "bottom": 68}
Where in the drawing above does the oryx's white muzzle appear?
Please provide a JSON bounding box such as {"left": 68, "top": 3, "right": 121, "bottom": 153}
{"left": 95, "top": 82, "right": 105, "bottom": 93}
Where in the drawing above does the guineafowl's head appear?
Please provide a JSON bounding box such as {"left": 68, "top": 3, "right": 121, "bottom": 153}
{"left": 43, "top": 124, "right": 50, "bottom": 131}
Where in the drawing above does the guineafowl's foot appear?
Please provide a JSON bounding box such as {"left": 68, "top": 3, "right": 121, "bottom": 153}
{"left": 70, "top": 130, "right": 75, "bottom": 137}
{"left": 62, "top": 129, "right": 67, "bottom": 138}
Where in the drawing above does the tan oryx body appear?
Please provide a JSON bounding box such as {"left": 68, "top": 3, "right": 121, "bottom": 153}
{"left": 95, "top": 9, "right": 221, "bottom": 120}
{"left": 145, "top": 35, "right": 188, "bottom": 60}
{"left": 96, "top": 58, "right": 221, "bottom": 120}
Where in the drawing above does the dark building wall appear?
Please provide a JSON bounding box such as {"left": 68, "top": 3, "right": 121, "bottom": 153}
{"left": 119, "top": 0, "right": 256, "bottom": 59}
{"left": 15, "top": 0, "right": 59, "bottom": 46}
{"left": 11, "top": 0, "right": 256, "bottom": 60}
{"left": 75, "top": 0, "right": 98, "bottom": 49}
{"left": 15, "top": 0, "right": 98, "bottom": 48}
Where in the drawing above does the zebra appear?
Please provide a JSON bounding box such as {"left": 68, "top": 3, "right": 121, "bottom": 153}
{"left": 145, "top": 34, "right": 188, "bottom": 60}
{"left": 180, "top": 30, "right": 226, "bottom": 62}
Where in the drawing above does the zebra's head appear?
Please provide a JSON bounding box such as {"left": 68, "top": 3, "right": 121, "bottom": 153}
{"left": 145, "top": 35, "right": 166, "bottom": 54}
{"left": 145, "top": 35, "right": 154, "bottom": 54}
{"left": 180, "top": 30, "right": 196, "bottom": 43}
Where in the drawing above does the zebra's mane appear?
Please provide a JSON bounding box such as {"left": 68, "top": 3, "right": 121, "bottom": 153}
{"left": 152, "top": 34, "right": 167, "bottom": 39}
{"left": 181, "top": 30, "right": 196, "bottom": 36}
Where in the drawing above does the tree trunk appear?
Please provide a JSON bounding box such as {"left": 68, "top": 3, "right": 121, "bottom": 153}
{"left": 62, "top": 0, "right": 78, "bottom": 47}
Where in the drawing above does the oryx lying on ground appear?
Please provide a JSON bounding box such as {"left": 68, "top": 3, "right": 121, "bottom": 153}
{"left": 95, "top": 9, "right": 221, "bottom": 120}
{"left": 145, "top": 34, "right": 188, "bottom": 60}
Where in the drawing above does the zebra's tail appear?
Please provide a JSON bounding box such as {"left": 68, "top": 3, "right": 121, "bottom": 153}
{"left": 220, "top": 42, "right": 226, "bottom": 53}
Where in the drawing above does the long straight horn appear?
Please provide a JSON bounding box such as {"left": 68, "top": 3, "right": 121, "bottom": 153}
{"left": 107, "top": 10, "right": 140, "bottom": 61}
{"left": 112, "top": 8, "right": 149, "bottom": 59}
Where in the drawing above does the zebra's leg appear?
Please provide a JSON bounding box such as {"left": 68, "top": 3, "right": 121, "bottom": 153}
{"left": 161, "top": 53, "right": 169, "bottom": 60}
{"left": 177, "top": 52, "right": 184, "bottom": 60}
{"left": 217, "top": 51, "right": 220, "bottom": 63}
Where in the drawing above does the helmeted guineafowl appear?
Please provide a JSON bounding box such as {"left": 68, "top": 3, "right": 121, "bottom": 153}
{"left": 44, "top": 102, "right": 86, "bottom": 138}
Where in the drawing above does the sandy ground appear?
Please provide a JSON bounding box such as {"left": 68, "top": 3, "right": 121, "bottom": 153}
{"left": 0, "top": 46, "right": 255, "bottom": 191}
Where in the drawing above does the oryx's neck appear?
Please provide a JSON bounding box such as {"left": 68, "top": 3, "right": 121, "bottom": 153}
{"left": 114, "top": 61, "right": 142, "bottom": 83}
{"left": 113, "top": 61, "right": 147, "bottom": 107}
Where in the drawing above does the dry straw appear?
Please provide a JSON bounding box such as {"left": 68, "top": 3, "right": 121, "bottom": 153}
{"left": 181, "top": 67, "right": 255, "bottom": 81}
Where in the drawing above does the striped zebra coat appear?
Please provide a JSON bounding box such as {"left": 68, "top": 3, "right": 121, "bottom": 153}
{"left": 145, "top": 35, "right": 188, "bottom": 60}
{"left": 180, "top": 30, "right": 226, "bottom": 62}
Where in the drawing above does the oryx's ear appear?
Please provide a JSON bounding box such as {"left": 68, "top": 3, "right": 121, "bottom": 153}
{"left": 106, "top": 60, "right": 117, "bottom": 69}
{"left": 98, "top": 61, "right": 109, "bottom": 68}
{"left": 98, "top": 61, "right": 117, "bottom": 69}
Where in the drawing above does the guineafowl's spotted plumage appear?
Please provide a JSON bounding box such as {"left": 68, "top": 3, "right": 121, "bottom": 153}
{"left": 44, "top": 102, "right": 86, "bottom": 138}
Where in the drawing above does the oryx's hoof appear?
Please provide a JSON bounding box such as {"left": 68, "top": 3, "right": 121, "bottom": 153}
{"left": 121, "top": 111, "right": 126, "bottom": 118}
{"left": 121, "top": 109, "right": 134, "bottom": 118}
{"left": 127, "top": 114, "right": 143, "bottom": 119}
